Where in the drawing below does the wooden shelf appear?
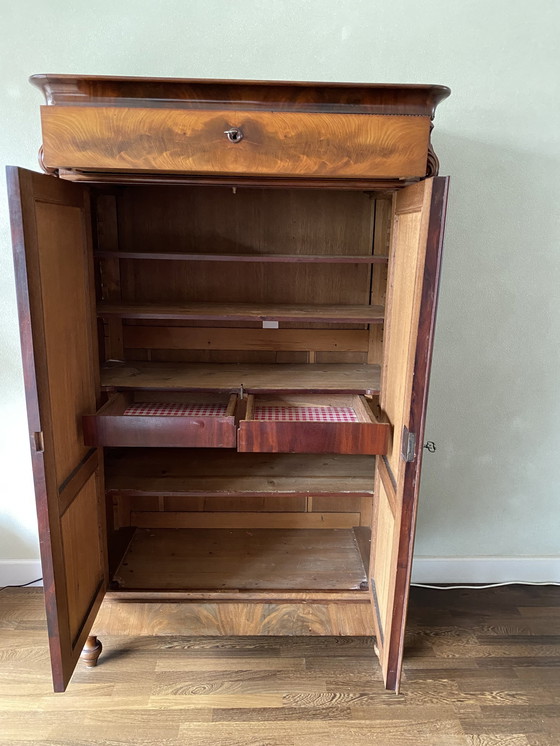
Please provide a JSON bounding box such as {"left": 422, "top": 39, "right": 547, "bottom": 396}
{"left": 95, "top": 250, "right": 389, "bottom": 264}
{"left": 97, "top": 302, "right": 384, "bottom": 324}
{"left": 105, "top": 450, "right": 375, "bottom": 497}
{"left": 101, "top": 362, "right": 381, "bottom": 394}
{"left": 112, "top": 527, "right": 368, "bottom": 591}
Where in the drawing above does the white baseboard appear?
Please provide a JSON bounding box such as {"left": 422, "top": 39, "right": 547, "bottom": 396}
{"left": 412, "top": 556, "right": 560, "bottom": 584}
{"left": 0, "top": 560, "right": 43, "bottom": 587}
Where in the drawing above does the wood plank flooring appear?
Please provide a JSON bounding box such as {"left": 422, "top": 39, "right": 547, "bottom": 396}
{"left": 0, "top": 585, "right": 559, "bottom": 745}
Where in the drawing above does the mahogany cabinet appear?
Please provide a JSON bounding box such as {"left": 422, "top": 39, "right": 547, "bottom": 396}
{"left": 8, "top": 74, "right": 450, "bottom": 692}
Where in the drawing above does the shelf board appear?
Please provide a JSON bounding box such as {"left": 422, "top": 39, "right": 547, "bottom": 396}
{"left": 97, "top": 302, "right": 384, "bottom": 324}
{"left": 106, "top": 450, "right": 375, "bottom": 497}
{"left": 95, "top": 250, "right": 389, "bottom": 264}
{"left": 101, "top": 362, "right": 381, "bottom": 394}
{"left": 113, "top": 527, "right": 368, "bottom": 591}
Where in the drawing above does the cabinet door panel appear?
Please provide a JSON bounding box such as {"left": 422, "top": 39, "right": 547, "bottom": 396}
{"left": 8, "top": 167, "right": 107, "bottom": 692}
{"left": 371, "top": 176, "right": 449, "bottom": 691}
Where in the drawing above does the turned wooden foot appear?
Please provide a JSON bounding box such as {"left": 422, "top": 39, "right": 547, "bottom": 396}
{"left": 80, "top": 635, "right": 102, "bottom": 668}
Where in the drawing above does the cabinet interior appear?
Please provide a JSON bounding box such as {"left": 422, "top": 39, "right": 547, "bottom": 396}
{"left": 92, "top": 184, "right": 392, "bottom": 593}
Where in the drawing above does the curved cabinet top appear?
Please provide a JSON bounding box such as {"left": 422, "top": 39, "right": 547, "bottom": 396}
{"left": 30, "top": 74, "right": 450, "bottom": 117}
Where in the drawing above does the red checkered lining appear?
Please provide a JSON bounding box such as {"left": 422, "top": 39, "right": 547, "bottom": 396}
{"left": 123, "top": 402, "right": 228, "bottom": 417}
{"left": 253, "top": 406, "right": 358, "bottom": 422}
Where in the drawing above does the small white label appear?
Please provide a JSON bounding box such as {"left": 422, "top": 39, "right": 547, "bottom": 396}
{"left": 262, "top": 321, "right": 279, "bottom": 329}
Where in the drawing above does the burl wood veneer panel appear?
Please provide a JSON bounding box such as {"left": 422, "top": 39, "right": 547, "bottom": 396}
{"left": 41, "top": 107, "right": 431, "bottom": 178}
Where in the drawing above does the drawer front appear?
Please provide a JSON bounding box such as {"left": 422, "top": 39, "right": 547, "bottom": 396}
{"left": 41, "top": 106, "right": 431, "bottom": 179}
{"left": 238, "top": 420, "right": 389, "bottom": 455}
{"left": 83, "top": 393, "right": 237, "bottom": 448}
{"left": 237, "top": 395, "right": 390, "bottom": 455}
{"left": 84, "top": 414, "right": 237, "bottom": 448}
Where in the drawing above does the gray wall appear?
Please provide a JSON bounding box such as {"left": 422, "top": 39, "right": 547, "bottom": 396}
{"left": 1, "top": 0, "right": 559, "bottom": 573}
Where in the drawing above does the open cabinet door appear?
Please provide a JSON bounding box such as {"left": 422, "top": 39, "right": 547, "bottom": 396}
{"left": 8, "top": 167, "right": 107, "bottom": 692}
{"left": 371, "top": 176, "right": 449, "bottom": 691}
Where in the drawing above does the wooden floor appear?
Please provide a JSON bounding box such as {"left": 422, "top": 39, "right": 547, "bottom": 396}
{"left": 1, "top": 585, "right": 559, "bottom": 745}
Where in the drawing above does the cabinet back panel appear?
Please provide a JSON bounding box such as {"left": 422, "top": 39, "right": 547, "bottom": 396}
{"left": 121, "top": 324, "right": 369, "bottom": 365}
{"left": 105, "top": 186, "right": 380, "bottom": 365}
{"left": 113, "top": 494, "right": 372, "bottom": 530}
{"left": 116, "top": 186, "right": 374, "bottom": 248}
{"left": 121, "top": 260, "right": 368, "bottom": 304}
{"left": 108, "top": 450, "right": 374, "bottom": 530}
{"left": 117, "top": 186, "right": 373, "bottom": 300}
{"left": 124, "top": 348, "right": 312, "bottom": 365}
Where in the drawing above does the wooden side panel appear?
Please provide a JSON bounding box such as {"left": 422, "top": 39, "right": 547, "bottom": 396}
{"left": 8, "top": 167, "right": 107, "bottom": 692}
{"left": 41, "top": 107, "right": 431, "bottom": 178}
{"left": 95, "top": 193, "right": 124, "bottom": 360}
{"left": 371, "top": 177, "right": 449, "bottom": 691}
{"left": 367, "top": 198, "right": 391, "bottom": 365}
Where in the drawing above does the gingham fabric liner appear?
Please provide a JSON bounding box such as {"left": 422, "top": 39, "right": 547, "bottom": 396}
{"left": 123, "top": 402, "right": 228, "bottom": 417}
{"left": 253, "top": 406, "right": 358, "bottom": 422}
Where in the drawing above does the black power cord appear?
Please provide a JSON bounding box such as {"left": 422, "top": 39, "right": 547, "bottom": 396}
{"left": 0, "top": 577, "right": 43, "bottom": 592}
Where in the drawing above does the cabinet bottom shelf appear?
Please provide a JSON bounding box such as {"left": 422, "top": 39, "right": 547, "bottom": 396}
{"left": 112, "top": 527, "right": 369, "bottom": 592}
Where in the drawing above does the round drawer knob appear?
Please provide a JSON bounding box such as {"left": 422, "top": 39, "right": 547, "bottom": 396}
{"left": 224, "top": 127, "right": 244, "bottom": 143}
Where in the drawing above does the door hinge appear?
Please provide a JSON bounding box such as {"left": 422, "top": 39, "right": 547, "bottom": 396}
{"left": 401, "top": 426, "right": 416, "bottom": 462}
{"left": 33, "top": 431, "right": 45, "bottom": 453}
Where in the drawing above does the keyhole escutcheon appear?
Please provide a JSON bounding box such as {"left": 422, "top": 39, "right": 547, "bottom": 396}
{"left": 224, "top": 127, "right": 244, "bottom": 143}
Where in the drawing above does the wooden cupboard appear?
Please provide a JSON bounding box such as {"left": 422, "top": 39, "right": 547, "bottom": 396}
{"left": 8, "top": 75, "right": 450, "bottom": 692}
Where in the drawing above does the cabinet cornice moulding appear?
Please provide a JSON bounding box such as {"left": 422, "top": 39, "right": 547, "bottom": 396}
{"left": 29, "top": 73, "right": 450, "bottom": 118}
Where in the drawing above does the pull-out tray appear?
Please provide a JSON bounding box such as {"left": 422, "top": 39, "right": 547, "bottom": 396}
{"left": 83, "top": 391, "right": 237, "bottom": 448}
{"left": 238, "top": 394, "right": 389, "bottom": 455}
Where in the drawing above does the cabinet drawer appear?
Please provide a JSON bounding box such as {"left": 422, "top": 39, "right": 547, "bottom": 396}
{"left": 83, "top": 392, "right": 237, "bottom": 448}
{"left": 41, "top": 106, "right": 431, "bottom": 179}
{"left": 238, "top": 395, "right": 389, "bottom": 455}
